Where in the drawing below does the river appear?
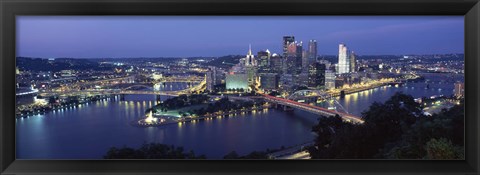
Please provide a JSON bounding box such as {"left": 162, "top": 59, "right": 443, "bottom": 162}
{"left": 16, "top": 73, "right": 463, "bottom": 159}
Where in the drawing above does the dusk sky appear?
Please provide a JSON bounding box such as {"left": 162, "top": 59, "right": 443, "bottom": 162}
{"left": 17, "top": 16, "right": 464, "bottom": 58}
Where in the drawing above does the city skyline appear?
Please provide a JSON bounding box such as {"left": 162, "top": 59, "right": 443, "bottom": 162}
{"left": 17, "top": 16, "right": 464, "bottom": 58}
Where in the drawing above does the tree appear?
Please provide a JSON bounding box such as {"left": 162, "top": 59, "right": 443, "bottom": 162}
{"left": 309, "top": 92, "right": 464, "bottom": 159}
{"left": 223, "top": 151, "right": 239, "bottom": 159}
{"left": 104, "top": 143, "right": 205, "bottom": 159}
{"left": 425, "top": 138, "right": 462, "bottom": 159}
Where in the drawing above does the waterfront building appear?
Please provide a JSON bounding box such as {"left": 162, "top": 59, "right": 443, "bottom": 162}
{"left": 152, "top": 72, "right": 163, "bottom": 80}
{"left": 259, "top": 73, "right": 279, "bottom": 90}
{"left": 338, "top": 43, "right": 350, "bottom": 74}
{"left": 325, "top": 70, "right": 336, "bottom": 90}
{"left": 226, "top": 72, "right": 248, "bottom": 91}
{"left": 454, "top": 82, "right": 465, "bottom": 98}
{"left": 335, "top": 77, "right": 346, "bottom": 88}
{"left": 308, "top": 62, "right": 326, "bottom": 89}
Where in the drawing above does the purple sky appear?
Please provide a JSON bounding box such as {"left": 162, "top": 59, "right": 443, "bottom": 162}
{"left": 17, "top": 16, "right": 464, "bottom": 58}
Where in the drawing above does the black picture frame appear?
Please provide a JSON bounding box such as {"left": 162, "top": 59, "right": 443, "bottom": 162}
{"left": 1, "top": 0, "right": 479, "bottom": 174}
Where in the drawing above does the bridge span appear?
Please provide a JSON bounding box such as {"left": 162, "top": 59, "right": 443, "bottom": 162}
{"left": 261, "top": 94, "right": 364, "bottom": 123}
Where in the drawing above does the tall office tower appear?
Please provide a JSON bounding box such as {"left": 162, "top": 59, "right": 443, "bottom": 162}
{"left": 270, "top": 53, "right": 283, "bottom": 74}
{"left": 206, "top": 68, "right": 215, "bottom": 91}
{"left": 308, "top": 39, "right": 318, "bottom": 64}
{"left": 283, "top": 36, "right": 295, "bottom": 56}
{"left": 350, "top": 51, "right": 356, "bottom": 73}
{"left": 295, "top": 41, "right": 304, "bottom": 73}
{"left": 284, "top": 41, "right": 297, "bottom": 74}
{"left": 308, "top": 62, "right": 326, "bottom": 89}
{"left": 257, "top": 49, "right": 271, "bottom": 72}
{"left": 302, "top": 49, "right": 309, "bottom": 70}
{"left": 454, "top": 82, "right": 465, "bottom": 98}
{"left": 338, "top": 43, "right": 350, "bottom": 74}
{"left": 244, "top": 44, "right": 256, "bottom": 66}
{"left": 325, "top": 70, "right": 336, "bottom": 90}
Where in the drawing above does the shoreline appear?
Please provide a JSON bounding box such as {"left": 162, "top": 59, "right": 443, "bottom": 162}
{"left": 132, "top": 106, "right": 270, "bottom": 127}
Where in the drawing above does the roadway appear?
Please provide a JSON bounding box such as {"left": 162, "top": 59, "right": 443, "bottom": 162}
{"left": 261, "top": 94, "right": 364, "bottom": 123}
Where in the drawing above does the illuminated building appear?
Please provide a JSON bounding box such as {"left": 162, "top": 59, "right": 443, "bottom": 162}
{"left": 282, "top": 36, "right": 295, "bottom": 56}
{"left": 318, "top": 59, "right": 331, "bottom": 70}
{"left": 60, "top": 70, "right": 76, "bottom": 77}
{"left": 206, "top": 66, "right": 217, "bottom": 91}
{"left": 244, "top": 44, "right": 256, "bottom": 66}
{"left": 284, "top": 41, "right": 297, "bottom": 74}
{"left": 257, "top": 50, "right": 271, "bottom": 72}
{"left": 296, "top": 72, "right": 309, "bottom": 87}
{"left": 307, "top": 39, "right": 318, "bottom": 64}
{"left": 152, "top": 72, "right": 163, "bottom": 80}
{"left": 295, "top": 41, "right": 304, "bottom": 74}
{"left": 454, "top": 82, "right": 464, "bottom": 98}
{"left": 279, "top": 74, "right": 294, "bottom": 92}
{"left": 226, "top": 73, "right": 248, "bottom": 91}
{"left": 270, "top": 53, "right": 283, "bottom": 74}
{"left": 308, "top": 62, "right": 326, "bottom": 89}
{"left": 246, "top": 66, "right": 257, "bottom": 86}
{"left": 338, "top": 43, "right": 350, "bottom": 74}
{"left": 350, "top": 51, "right": 356, "bottom": 72}
{"left": 302, "top": 49, "right": 308, "bottom": 70}
{"left": 325, "top": 70, "right": 336, "bottom": 90}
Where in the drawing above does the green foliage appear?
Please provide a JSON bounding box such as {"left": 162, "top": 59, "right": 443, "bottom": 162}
{"left": 104, "top": 143, "right": 206, "bottom": 159}
{"left": 309, "top": 92, "right": 464, "bottom": 159}
{"left": 425, "top": 138, "right": 463, "bottom": 159}
{"left": 154, "top": 94, "right": 209, "bottom": 111}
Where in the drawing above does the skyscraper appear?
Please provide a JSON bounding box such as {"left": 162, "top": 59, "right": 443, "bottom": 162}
{"left": 308, "top": 39, "right": 318, "bottom": 64}
{"left": 325, "top": 70, "right": 336, "bottom": 90}
{"left": 350, "top": 51, "right": 356, "bottom": 73}
{"left": 295, "top": 41, "right": 304, "bottom": 73}
{"left": 308, "top": 62, "right": 326, "bottom": 89}
{"left": 283, "top": 36, "right": 295, "bottom": 56}
{"left": 454, "top": 82, "right": 464, "bottom": 98}
{"left": 302, "top": 49, "right": 308, "bottom": 70}
{"left": 270, "top": 53, "right": 283, "bottom": 74}
{"left": 244, "top": 44, "right": 256, "bottom": 66}
{"left": 284, "top": 41, "right": 297, "bottom": 74}
{"left": 257, "top": 49, "right": 271, "bottom": 72}
{"left": 206, "top": 66, "right": 217, "bottom": 91}
{"left": 338, "top": 43, "right": 350, "bottom": 74}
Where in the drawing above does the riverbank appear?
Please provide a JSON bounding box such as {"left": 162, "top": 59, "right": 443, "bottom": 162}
{"left": 132, "top": 106, "right": 270, "bottom": 127}
{"left": 16, "top": 95, "right": 116, "bottom": 118}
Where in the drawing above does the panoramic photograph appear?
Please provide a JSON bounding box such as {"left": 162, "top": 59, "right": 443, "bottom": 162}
{"left": 15, "top": 16, "right": 464, "bottom": 159}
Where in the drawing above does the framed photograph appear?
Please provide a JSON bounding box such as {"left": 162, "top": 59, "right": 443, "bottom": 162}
{"left": 1, "top": 0, "right": 479, "bottom": 174}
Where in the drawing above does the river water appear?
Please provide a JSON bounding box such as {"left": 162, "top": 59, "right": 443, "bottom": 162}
{"left": 16, "top": 73, "right": 463, "bottom": 159}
